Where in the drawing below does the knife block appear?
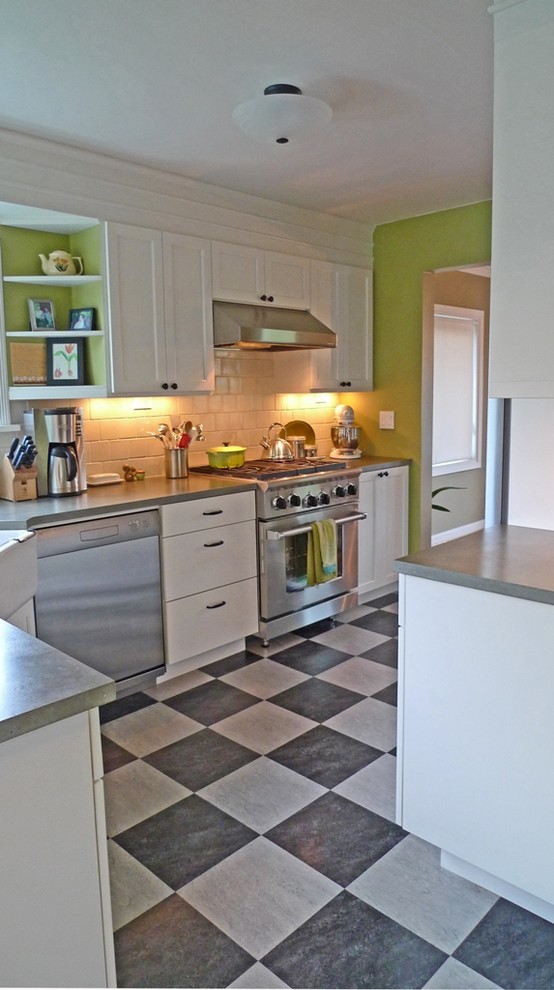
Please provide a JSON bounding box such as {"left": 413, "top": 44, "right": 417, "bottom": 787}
{"left": 0, "top": 455, "right": 38, "bottom": 502}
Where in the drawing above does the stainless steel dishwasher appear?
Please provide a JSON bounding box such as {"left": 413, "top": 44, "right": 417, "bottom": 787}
{"left": 34, "top": 510, "right": 165, "bottom": 694}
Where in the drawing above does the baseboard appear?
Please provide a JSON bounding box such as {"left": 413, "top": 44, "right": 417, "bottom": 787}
{"left": 431, "top": 519, "right": 485, "bottom": 546}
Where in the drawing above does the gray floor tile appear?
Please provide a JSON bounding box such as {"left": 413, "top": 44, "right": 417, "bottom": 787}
{"left": 270, "top": 639, "right": 351, "bottom": 674}
{"left": 199, "top": 755, "right": 326, "bottom": 832}
{"left": 325, "top": 696, "right": 397, "bottom": 751}
{"left": 114, "top": 893, "right": 255, "bottom": 988}
{"left": 336, "top": 604, "right": 375, "bottom": 622}
{"left": 454, "top": 898, "right": 554, "bottom": 989}
{"left": 262, "top": 890, "right": 447, "bottom": 990}
{"left": 333, "top": 753, "right": 397, "bottom": 821}
{"left": 104, "top": 759, "right": 191, "bottom": 836}
{"left": 348, "top": 834, "right": 498, "bottom": 954}
{"left": 269, "top": 724, "right": 382, "bottom": 788}
{"left": 270, "top": 677, "right": 365, "bottom": 722}
{"left": 165, "top": 678, "right": 259, "bottom": 724}
{"left": 144, "top": 727, "right": 258, "bottom": 790}
{"left": 212, "top": 700, "right": 317, "bottom": 754}
{"left": 179, "top": 836, "right": 341, "bottom": 959}
{"left": 115, "top": 795, "right": 257, "bottom": 888}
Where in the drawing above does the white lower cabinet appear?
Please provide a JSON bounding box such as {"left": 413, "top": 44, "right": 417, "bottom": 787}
{"left": 358, "top": 465, "right": 409, "bottom": 599}
{"left": 398, "top": 574, "right": 554, "bottom": 914}
{"left": 161, "top": 491, "right": 259, "bottom": 666}
{"left": 0, "top": 709, "right": 115, "bottom": 987}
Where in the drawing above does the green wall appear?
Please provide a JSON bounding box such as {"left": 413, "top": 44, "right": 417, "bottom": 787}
{"left": 350, "top": 201, "right": 492, "bottom": 551}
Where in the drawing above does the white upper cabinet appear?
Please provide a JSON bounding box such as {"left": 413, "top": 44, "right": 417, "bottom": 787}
{"left": 105, "top": 223, "right": 214, "bottom": 396}
{"left": 309, "top": 260, "right": 373, "bottom": 391}
{"left": 211, "top": 241, "right": 311, "bottom": 309}
{"left": 489, "top": 1, "right": 554, "bottom": 397}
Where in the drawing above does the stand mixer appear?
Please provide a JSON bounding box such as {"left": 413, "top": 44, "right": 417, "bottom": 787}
{"left": 330, "top": 404, "right": 362, "bottom": 459}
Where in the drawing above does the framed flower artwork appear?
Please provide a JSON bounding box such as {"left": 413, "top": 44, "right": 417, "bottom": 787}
{"left": 46, "top": 337, "right": 85, "bottom": 386}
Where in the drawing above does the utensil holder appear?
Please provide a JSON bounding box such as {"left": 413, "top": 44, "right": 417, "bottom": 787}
{"left": 165, "top": 448, "right": 188, "bottom": 479}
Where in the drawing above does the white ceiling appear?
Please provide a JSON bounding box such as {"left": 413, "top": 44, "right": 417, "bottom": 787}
{"left": 0, "top": 0, "right": 493, "bottom": 227}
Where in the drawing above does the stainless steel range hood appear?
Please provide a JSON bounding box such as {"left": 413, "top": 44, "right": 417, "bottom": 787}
{"left": 213, "top": 302, "right": 336, "bottom": 350}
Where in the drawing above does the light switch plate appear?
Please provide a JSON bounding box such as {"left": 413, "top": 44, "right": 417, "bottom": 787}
{"left": 379, "top": 411, "right": 395, "bottom": 429}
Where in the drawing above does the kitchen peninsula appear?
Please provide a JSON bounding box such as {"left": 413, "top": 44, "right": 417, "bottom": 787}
{"left": 395, "top": 524, "right": 554, "bottom": 924}
{"left": 0, "top": 619, "right": 116, "bottom": 986}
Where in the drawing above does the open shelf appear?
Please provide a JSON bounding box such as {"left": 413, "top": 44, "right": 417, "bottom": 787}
{"left": 6, "top": 330, "right": 104, "bottom": 339}
{"left": 3, "top": 275, "right": 102, "bottom": 287}
{"left": 9, "top": 384, "right": 108, "bottom": 400}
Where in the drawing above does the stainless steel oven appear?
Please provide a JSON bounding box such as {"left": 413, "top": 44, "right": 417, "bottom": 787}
{"left": 190, "top": 459, "right": 365, "bottom": 644}
{"left": 256, "top": 467, "right": 364, "bottom": 642}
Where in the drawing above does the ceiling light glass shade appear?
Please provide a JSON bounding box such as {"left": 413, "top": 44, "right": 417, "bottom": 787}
{"left": 232, "top": 84, "right": 332, "bottom": 145}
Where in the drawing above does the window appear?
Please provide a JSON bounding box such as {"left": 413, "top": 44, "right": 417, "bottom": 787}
{"left": 432, "top": 305, "right": 484, "bottom": 476}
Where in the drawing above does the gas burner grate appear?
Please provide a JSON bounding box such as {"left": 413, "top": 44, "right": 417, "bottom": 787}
{"left": 190, "top": 458, "right": 348, "bottom": 481}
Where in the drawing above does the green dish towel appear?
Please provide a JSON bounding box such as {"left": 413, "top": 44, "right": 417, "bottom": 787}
{"left": 307, "top": 519, "right": 338, "bottom": 585}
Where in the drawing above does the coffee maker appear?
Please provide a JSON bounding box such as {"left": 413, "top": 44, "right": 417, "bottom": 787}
{"left": 24, "top": 407, "right": 87, "bottom": 497}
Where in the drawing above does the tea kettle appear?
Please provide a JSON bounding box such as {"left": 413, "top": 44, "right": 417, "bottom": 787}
{"left": 260, "top": 422, "right": 294, "bottom": 460}
{"left": 39, "top": 250, "right": 84, "bottom": 276}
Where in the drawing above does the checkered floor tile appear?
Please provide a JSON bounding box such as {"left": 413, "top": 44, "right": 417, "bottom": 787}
{"left": 101, "top": 594, "right": 554, "bottom": 989}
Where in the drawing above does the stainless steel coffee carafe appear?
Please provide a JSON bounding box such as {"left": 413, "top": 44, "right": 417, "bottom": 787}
{"left": 24, "top": 407, "right": 87, "bottom": 497}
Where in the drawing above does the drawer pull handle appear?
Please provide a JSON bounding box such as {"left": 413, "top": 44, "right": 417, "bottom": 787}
{"left": 204, "top": 540, "right": 224, "bottom": 547}
{"left": 206, "top": 600, "right": 226, "bottom": 609}
{"left": 202, "top": 509, "right": 223, "bottom": 516}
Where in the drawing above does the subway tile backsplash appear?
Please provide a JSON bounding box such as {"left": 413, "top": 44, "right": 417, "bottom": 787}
{"left": 9, "top": 350, "right": 341, "bottom": 481}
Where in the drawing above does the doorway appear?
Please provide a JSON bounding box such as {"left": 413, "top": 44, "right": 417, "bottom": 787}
{"left": 421, "top": 267, "right": 504, "bottom": 548}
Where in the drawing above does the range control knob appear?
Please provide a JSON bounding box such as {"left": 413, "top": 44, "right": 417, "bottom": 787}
{"left": 318, "top": 491, "right": 330, "bottom": 505}
{"left": 332, "top": 484, "right": 346, "bottom": 498}
{"left": 303, "top": 493, "right": 318, "bottom": 508}
{"left": 271, "top": 495, "right": 287, "bottom": 510}
{"left": 345, "top": 482, "right": 358, "bottom": 496}
{"left": 287, "top": 493, "right": 301, "bottom": 507}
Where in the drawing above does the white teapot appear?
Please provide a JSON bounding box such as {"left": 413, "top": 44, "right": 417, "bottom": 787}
{"left": 39, "top": 250, "right": 84, "bottom": 276}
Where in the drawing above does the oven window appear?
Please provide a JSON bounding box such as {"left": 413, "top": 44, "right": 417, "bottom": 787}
{"left": 285, "top": 532, "right": 309, "bottom": 591}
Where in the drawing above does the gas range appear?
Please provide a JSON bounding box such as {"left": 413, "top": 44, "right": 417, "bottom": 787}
{"left": 191, "top": 458, "right": 360, "bottom": 519}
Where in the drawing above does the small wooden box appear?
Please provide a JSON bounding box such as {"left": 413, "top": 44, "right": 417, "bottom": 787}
{"left": 0, "top": 456, "right": 38, "bottom": 502}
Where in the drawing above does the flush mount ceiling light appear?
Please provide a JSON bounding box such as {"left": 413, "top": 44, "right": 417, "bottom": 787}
{"left": 232, "top": 84, "right": 333, "bottom": 145}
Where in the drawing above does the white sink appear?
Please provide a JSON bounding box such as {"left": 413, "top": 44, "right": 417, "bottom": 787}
{"left": 0, "top": 531, "right": 37, "bottom": 621}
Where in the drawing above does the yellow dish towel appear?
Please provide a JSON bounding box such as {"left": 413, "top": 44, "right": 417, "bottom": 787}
{"left": 307, "top": 519, "right": 337, "bottom": 585}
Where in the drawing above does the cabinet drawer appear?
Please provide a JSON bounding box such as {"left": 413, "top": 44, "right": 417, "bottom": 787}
{"left": 162, "top": 521, "right": 257, "bottom": 600}
{"left": 164, "top": 577, "right": 259, "bottom": 663}
{"left": 161, "top": 490, "right": 255, "bottom": 536}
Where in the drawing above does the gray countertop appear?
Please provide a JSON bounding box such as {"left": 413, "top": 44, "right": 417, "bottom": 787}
{"left": 0, "top": 619, "right": 115, "bottom": 744}
{"left": 396, "top": 524, "right": 554, "bottom": 606}
{"left": 0, "top": 457, "right": 409, "bottom": 529}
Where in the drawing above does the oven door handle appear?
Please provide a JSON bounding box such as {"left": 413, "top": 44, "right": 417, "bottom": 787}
{"left": 265, "top": 512, "right": 366, "bottom": 541}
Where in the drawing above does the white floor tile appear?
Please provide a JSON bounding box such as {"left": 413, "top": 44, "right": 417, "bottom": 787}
{"left": 424, "top": 956, "right": 501, "bottom": 989}
{"left": 108, "top": 840, "right": 172, "bottom": 932}
{"left": 325, "top": 696, "right": 397, "bottom": 750}
{"left": 229, "top": 962, "right": 291, "bottom": 988}
{"left": 336, "top": 604, "right": 376, "bottom": 622}
{"left": 144, "top": 668, "right": 213, "bottom": 700}
{"left": 178, "top": 836, "right": 341, "bottom": 958}
{"left": 348, "top": 834, "right": 498, "bottom": 954}
{"left": 104, "top": 760, "right": 191, "bottom": 836}
{"left": 317, "top": 655, "right": 397, "bottom": 696}
{"left": 247, "top": 632, "right": 305, "bottom": 658}
{"left": 212, "top": 700, "right": 316, "bottom": 754}
{"left": 199, "top": 756, "right": 326, "bottom": 832}
{"left": 310, "top": 623, "right": 389, "bottom": 655}
{"left": 220, "top": 657, "right": 309, "bottom": 699}
{"left": 101, "top": 701, "right": 202, "bottom": 757}
{"left": 333, "top": 754, "right": 397, "bottom": 821}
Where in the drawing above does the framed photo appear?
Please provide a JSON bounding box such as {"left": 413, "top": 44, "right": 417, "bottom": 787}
{"left": 46, "top": 337, "right": 85, "bottom": 386}
{"left": 28, "top": 298, "right": 55, "bottom": 331}
{"left": 68, "top": 307, "right": 96, "bottom": 331}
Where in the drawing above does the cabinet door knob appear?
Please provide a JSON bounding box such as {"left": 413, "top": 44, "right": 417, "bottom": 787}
{"left": 267, "top": 295, "right": 274, "bottom": 302}
{"left": 170, "top": 382, "right": 178, "bottom": 390}
{"left": 340, "top": 381, "right": 352, "bottom": 388}
{"left": 161, "top": 382, "right": 169, "bottom": 390}
{"left": 260, "top": 294, "right": 267, "bottom": 301}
